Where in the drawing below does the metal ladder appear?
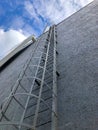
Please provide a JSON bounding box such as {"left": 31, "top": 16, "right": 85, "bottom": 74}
{"left": 0, "top": 25, "right": 58, "bottom": 130}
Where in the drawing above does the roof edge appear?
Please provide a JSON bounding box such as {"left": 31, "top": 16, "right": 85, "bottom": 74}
{"left": 0, "top": 35, "right": 36, "bottom": 68}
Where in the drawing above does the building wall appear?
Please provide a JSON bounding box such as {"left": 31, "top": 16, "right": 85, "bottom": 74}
{"left": 0, "top": 0, "right": 98, "bottom": 130}
{"left": 57, "top": 1, "right": 98, "bottom": 129}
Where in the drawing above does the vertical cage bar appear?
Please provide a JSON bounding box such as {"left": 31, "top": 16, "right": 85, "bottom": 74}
{"left": 51, "top": 25, "right": 58, "bottom": 130}
{"left": 33, "top": 27, "right": 52, "bottom": 128}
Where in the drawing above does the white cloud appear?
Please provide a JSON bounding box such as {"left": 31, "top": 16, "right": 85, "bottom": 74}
{"left": 0, "top": 29, "right": 27, "bottom": 60}
{"left": 23, "top": 24, "right": 39, "bottom": 36}
{"left": 0, "top": 0, "right": 93, "bottom": 60}
{"left": 74, "top": 0, "right": 93, "bottom": 6}
{"left": 24, "top": 1, "right": 39, "bottom": 21}
{"left": 11, "top": 16, "right": 25, "bottom": 29}
{"left": 24, "top": 1, "right": 46, "bottom": 35}
{"left": 24, "top": 0, "right": 93, "bottom": 24}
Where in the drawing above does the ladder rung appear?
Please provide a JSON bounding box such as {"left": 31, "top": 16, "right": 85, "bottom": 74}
{"left": 56, "top": 71, "right": 60, "bottom": 77}
{"left": 35, "top": 79, "right": 41, "bottom": 86}
{"left": 56, "top": 51, "right": 58, "bottom": 55}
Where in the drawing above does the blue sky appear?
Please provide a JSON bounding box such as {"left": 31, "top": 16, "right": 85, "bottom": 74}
{"left": 0, "top": 0, "right": 93, "bottom": 60}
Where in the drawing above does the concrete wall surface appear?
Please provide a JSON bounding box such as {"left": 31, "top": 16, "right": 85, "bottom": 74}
{"left": 0, "top": 0, "right": 98, "bottom": 130}
{"left": 57, "top": 0, "right": 98, "bottom": 130}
